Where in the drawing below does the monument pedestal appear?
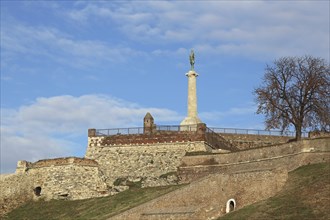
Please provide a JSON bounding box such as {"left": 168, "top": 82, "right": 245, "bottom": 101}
{"left": 180, "top": 70, "right": 202, "bottom": 130}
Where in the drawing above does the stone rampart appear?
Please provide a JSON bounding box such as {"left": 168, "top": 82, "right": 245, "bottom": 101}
{"left": 98, "top": 131, "right": 205, "bottom": 146}
{"left": 16, "top": 157, "right": 98, "bottom": 173}
{"left": 0, "top": 157, "right": 109, "bottom": 218}
{"left": 219, "top": 133, "right": 291, "bottom": 150}
{"left": 110, "top": 137, "right": 329, "bottom": 220}
{"left": 85, "top": 139, "right": 210, "bottom": 187}
{"left": 0, "top": 173, "right": 35, "bottom": 218}
{"left": 110, "top": 168, "right": 288, "bottom": 220}
{"left": 179, "top": 137, "right": 330, "bottom": 182}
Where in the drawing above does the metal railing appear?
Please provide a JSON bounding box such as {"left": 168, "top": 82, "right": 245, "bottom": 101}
{"left": 210, "top": 127, "right": 308, "bottom": 137}
{"left": 95, "top": 125, "right": 200, "bottom": 136}
{"left": 95, "top": 125, "right": 308, "bottom": 137}
{"left": 205, "top": 127, "right": 239, "bottom": 151}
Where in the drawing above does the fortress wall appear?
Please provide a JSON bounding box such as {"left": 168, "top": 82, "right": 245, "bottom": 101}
{"left": 0, "top": 157, "right": 109, "bottom": 218}
{"left": 85, "top": 137, "right": 209, "bottom": 187}
{"left": 96, "top": 130, "right": 206, "bottom": 146}
{"left": 25, "top": 162, "right": 109, "bottom": 200}
{"left": 88, "top": 129, "right": 205, "bottom": 146}
{"left": 0, "top": 173, "right": 35, "bottom": 218}
{"left": 110, "top": 168, "right": 288, "bottom": 220}
{"left": 219, "top": 133, "right": 291, "bottom": 150}
{"left": 179, "top": 138, "right": 330, "bottom": 182}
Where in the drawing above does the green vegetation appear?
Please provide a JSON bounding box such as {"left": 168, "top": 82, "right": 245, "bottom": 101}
{"left": 5, "top": 163, "right": 329, "bottom": 220}
{"left": 4, "top": 185, "right": 184, "bottom": 220}
{"left": 112, "top": 177, "right": 126, "bottom": 186}
{"left": 220, "top": 162, "right": 330, "bottom": 220}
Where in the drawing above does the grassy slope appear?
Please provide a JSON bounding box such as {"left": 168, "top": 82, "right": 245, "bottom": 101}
{"left": 220, "top": 162, "right": 330, "bottom": 220}
{"left": 4, "top": 185, "right": 183, "bottom": 220}
{"left": 4, "top": 163, "right": 329, "bottom": 220}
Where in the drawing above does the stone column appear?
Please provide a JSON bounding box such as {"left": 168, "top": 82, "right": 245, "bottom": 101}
{"left": 180, "top": 70, "right": 202, "bottom": 128}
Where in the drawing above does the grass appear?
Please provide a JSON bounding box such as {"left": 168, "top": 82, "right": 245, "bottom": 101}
{"left": 4, "top": 185, "right": 184, "bottom": 220}
{"left": 4, "top": 163, "right": 330, "bottom": 220}
{"left": 219, "top": 162, "right": 330, "bottom": 220}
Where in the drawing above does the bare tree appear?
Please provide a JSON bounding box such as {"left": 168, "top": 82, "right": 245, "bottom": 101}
{"left": 254, "top": 56, "right": 330, "bottom": 140}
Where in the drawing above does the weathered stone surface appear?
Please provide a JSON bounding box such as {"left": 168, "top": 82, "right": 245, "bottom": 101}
{"left": 0, "top": 173, "right": 34, "bottom": 217}
{"left": 179, "top": 138, "right": 330, "bottom": 182}
{"left": 220, "top": 133, "right": 292, "bottom": 150}
{"left": 0, "top": 157, "right": 109, "bottom": 217}
{"left": 2, "top": 129, "right": 329, "bottom": 220}
{"left": 85, "top": 139, "right": 209, "bottom": 187}
{"left": 109, "top": 137, "right": 330, "bottom": 220}
{"left": 110, "top": 168, "right": 288, "bottom": 220}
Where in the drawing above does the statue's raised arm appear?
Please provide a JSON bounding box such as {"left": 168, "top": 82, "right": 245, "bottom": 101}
{"left": 189, "top": 49, "right": 195, "bottom": 71}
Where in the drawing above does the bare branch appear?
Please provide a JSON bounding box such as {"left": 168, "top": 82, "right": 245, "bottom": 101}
{"left": 254, "top": 55, "right": 330, "bottom": 140}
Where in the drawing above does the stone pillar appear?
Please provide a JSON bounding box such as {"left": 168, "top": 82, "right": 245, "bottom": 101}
{"left": 181, "top": 70, "right": 202, "bottom": 128}
{"left": 16, "top": 160, "right": 28, "bottom": 174}
{"left": 88, "top": 129, "right": 96, "bottom": 137}
{"left": 144, "top": 112, "right": 155, "bottom": 134}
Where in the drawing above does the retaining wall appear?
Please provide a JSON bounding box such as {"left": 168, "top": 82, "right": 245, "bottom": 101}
{"left": 179, "top": 137, "right": 330, "bottom": 182}
{"left": 110, "top": 137, "right": 329, "bottom": 220}
{"left": 0, "top": 157, "right": 109, "bottom": 218}
{"left": 85, "top": 139, "right": 210, "bottom": 187}
{"left": 220, "top": 133, "right": 291, "bottom": 150}
{"left": 110, "top": 168, "right": 288, "bottom": 220}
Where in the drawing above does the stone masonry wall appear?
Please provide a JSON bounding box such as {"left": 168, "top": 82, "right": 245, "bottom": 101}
{"left": 85, "top": 137, "right": 210, "bottom": 187}
{"left": 219, "top": 133, "right": 291, "bottom": 150}
{"left": 0, "top": 157, "right": 109, "bottom": 218}
{"left": 98, "top": 130, "right": 206, "bottom": 146}
{"left": 24, "top": 161, "right": 109, "bottom": 201}
{"left": 110, "top": 168, "right": 288, "bottom": 220}
{"left": 0, "top": 173, "right": 35, "bottom": 218}
{"left": 111, "top": 137, "right": 329, "bottom": 220}
{"left": 179, "top": 137, "right": 330, "bottom": 182}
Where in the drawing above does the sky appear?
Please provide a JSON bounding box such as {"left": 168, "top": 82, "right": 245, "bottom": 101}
{"left": 1, "top": 0, "right": 329, "bottom": 174}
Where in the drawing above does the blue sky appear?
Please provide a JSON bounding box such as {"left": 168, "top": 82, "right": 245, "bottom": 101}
{"left": 1, "top": 0, "right": 329, "bottom": 173}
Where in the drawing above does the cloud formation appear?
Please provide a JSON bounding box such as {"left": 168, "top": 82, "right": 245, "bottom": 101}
{"left": 1, "top": 93, "right": 261, "bottom": 174}
{"left": 1, "top": 22, "right": 145, "bottom": 69}
{"left": 65, "top": 1, "right": 329, "bottom": 59}
{"left": 0, "top": 94, "right": 181, "bottom": 174}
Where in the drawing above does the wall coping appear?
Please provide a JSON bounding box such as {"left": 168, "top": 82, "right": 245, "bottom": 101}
{"left": 16, "top": 157, "right": 98, "bottom": 173}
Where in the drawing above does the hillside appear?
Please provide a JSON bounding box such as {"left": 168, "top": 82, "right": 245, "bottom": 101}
{"left": 220, "top": 162, "right": 330, "bottom": 220}
{"left": 3, "top": 185, "right": 183, "bottom": 220}
{"left": 3, "top": 162, "right": 329, "bottom": 220}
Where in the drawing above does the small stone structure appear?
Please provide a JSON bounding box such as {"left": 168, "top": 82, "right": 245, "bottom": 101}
{"left": 143, "top": 112, "right": 156, "bottom": 134}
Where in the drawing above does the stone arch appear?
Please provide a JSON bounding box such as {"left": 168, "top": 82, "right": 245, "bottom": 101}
{"left": 226, "top": 198, "right": 236, "bottom": 213}
{"left": 34, "top": 186, "right": 42, "bottom": 196}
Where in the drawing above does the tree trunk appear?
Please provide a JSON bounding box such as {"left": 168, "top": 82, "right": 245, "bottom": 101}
{"left": 295, "top": 124, "right": 302, "bottom": 141}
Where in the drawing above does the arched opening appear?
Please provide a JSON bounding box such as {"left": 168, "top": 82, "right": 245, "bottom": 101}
{"left": 34, "top": 186, "right": 42, "bottom": 196}
{"left": 226, "top": 199, "right": 236, "bottom": 213}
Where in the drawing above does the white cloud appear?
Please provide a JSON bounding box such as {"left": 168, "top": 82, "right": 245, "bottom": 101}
{"left": 1, "top": 22, "right": 145, "bottom": 69}
{"left": 0, "top": 94, "right": 181, "bottom": 174}
{"left": 65, "top": 1, "right": 329, "bottom": 60}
